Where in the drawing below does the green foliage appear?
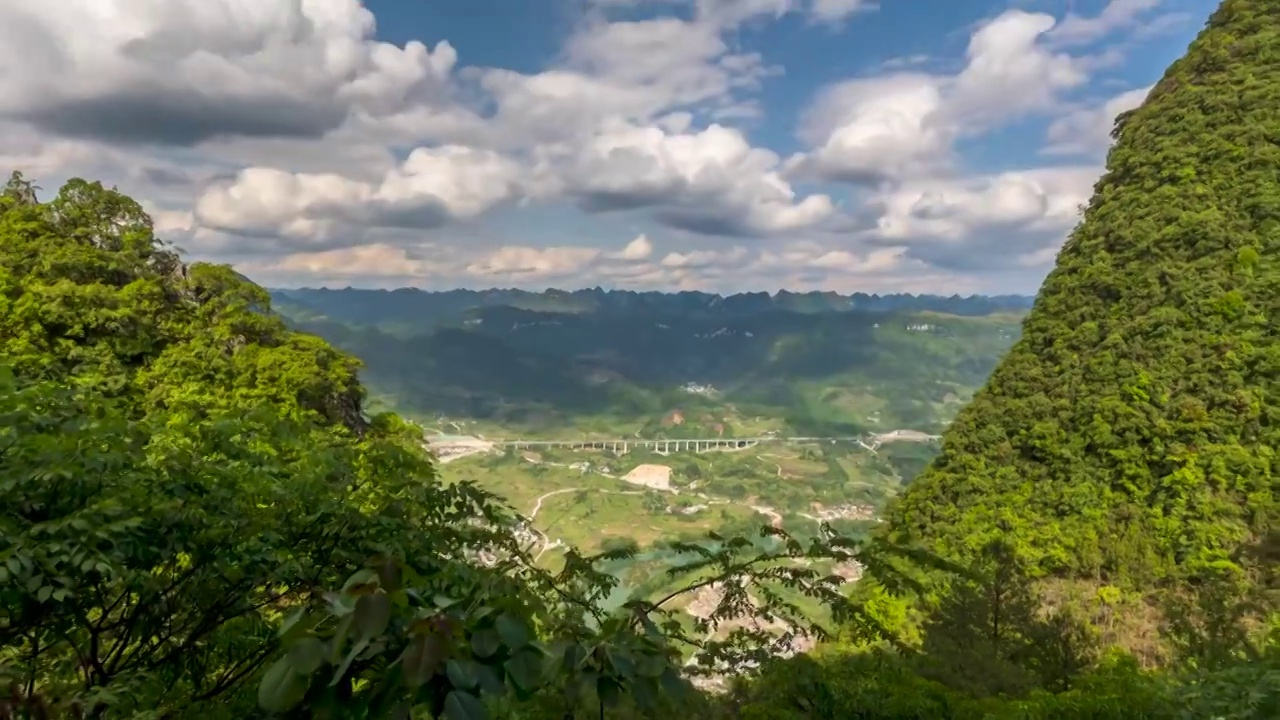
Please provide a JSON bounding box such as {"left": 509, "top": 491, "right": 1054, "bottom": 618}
{"left": 916, "top": 541, "right": 1099, "bottom": 697}
{"left": 728, "top": 640, "right": 1280, "bottom": 720}
{"left": 879, "top": 0, "right": 1280, "bottom": 624}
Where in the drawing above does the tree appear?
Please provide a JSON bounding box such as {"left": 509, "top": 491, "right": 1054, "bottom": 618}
{"left": 918, "top": 540, "right": 1098, "bottom": 697}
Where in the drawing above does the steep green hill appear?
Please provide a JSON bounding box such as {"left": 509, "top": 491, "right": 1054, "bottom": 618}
{"left": 882, "top": 0, "right": 1279, "bottom": 600}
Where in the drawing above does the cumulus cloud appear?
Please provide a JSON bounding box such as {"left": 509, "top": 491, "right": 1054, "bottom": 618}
{"left": 475, "top": 12, "right": 779, "bottom": 151}
{"left": 947, "top": 11, "right": 1087, "bottom": 124}
{"left": 863, "top": 166, "right": 1098, "bottom": 270}
{"left": 609, "top": 234, "right": 655, "bottom": 261}
{"left": 808, "top": 0, "right": 876, "bottom": 24}
{"left": 466, "top": 245, "right": 605, "bottom": 282}
{"left": 0, "top": 0, "right": 462, "bottom": 146}
{"left": 1043, "top": 85, "right": 1152, "bottom": 156}
{"left": 547, "top": 120, "right": 833, "bottom": 236}
{"left": 790, "top": 74, "right": 952, "bottom": 184}
{"left": 0, "top": 0, "right": 1181, "bottom": 294}
{"left": 589, "top": 0, "right": 874, "bottom": 26}
{"left": 791, "top": 9, "right": 1086, "bottom": 185}
{"left": 194, "top": 146, "right": 524, "bottom": 245}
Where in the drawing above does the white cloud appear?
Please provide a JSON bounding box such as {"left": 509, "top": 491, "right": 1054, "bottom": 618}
{"left": 1048, "top": 0, "right": 1164, "bottom": 46}
{"left": 475, "top": 12, "right": 779, "bottom": 152}
{"left": 864, "top": 166, "right": 1098, "bottom": 270}
{"left": 465, "top": 245, "right": 605, "bottom": 281}
{"left": 790, "top": 74, "right": 952, "bottom": 183}
{"left": 661, "top": 246, "right": 750, "bottom": 269}
{"left": 0, "top": 0, "right": 1188, "bottom": 295}
{"left": 946, "top": 11, "right": 1087, "bottom": 124}
{"left": 1044, "top": 85, "right": 1152, "bottom": 156}
{"left": 588, "top": 0, "right": 875, "bottom": 26}
{"left": 808, "top": 0, "right": 876, "bottom": 24}
{"left": 610, "top": 234, "right": 655, "bottom": 261}
{"left": 791, "top": 9, "right": 1086, "bottom": 184}
{"left": 0, "top": 0, "right": 460, "bottom": 146}
{"left": 194, "top": 146, "right": 523, "bottom": 244}
{"left": 549, "top": 120, "right": 834, "bottom": 236}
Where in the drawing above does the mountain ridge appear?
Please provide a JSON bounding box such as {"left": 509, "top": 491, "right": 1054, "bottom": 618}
{"left": 270, "top": 287, "right": 1035, "bottom": 330}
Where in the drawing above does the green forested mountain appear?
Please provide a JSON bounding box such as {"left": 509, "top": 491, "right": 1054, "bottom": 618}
{"left": 279, "top": 301, "right": 1022, "bottom": 433}
{"left": 885, "top": 0, "right": 1279, "bottom": 593}
{"left": 848, "top": 0, "right": 1279, "bottom": 683}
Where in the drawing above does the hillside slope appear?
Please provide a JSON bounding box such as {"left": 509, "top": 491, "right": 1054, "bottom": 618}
{"left": 882, "top": 0, "right": 1279, "bottom": 589}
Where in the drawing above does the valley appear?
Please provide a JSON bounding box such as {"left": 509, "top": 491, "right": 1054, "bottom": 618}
{"left": 271, "top": 288, "right": 1007, "bottom": 549}
{"left": 270, "top": 289, "right": 1009, "bottom": 669}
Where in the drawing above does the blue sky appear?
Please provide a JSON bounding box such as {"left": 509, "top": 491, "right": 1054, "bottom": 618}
{"left": 0, "top": 0, "right": 1217, "bottom": 294}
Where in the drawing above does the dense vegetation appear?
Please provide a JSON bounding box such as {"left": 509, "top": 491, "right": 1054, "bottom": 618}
{"left": 3, "top": 1, "right": 1279, "bottom": 717}
{"left": 851, "top": 0, "right": 1278, "bottom": 708}
{"left": 884, "top": 0, "right": 1279, "bottom": 611}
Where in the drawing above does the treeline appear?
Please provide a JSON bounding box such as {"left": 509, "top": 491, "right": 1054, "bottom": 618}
{"left": 272, "top": 287, "right": 1033, "bottom": 332}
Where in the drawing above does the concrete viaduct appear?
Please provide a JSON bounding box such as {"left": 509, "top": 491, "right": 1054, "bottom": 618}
{"left": 493, "top": 436, "right": 861, "bottom": 454}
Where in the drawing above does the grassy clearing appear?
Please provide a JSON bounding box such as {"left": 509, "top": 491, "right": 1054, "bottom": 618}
{"left": 443, "top": 454, "right": 592, "bottom": 515}
{"left": 535, "top": 490, "right": 756, "bottom": 552}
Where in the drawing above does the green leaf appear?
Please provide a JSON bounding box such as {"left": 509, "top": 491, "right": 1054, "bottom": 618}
{"left": 597, "top": 676, "right": 622, "bottom": 708}
{"left": 632, "top": 676, "right": 660, "bottom": 712}
{"left": 329, "top": 637, "right": 370, "bottom": 687}
{"left": 329, "top": 612, "right": 355, "bottom": 663}
{"left": 277, "top": 608, "right": 306, "bottom": 639}
{"left": 258, "top": 657, "right": 308, "bottom": 712}
{"left": 659, "top": 666, "right": 688, "bottom": 701}
{"left": 374, "top": 556, "right": 403, "bottom": 592}
{"left": 471, "top": 628, "right": 501, "bottom": 659}
{"left": 434, "top": 594, "right": 462, "bottom": 609}
{"left": 342, "top": 568, "right": 380, "bottom": 594}
{"left": 495, "top": 612, "right": 530, "bottom": 650}
{"left": 401, "top": 633, "right": 445, "bottom": 688}
{"left": 562, "top": 642, "right": 588, "bottom": 672}
{"left": 286, "top": 637, "right": 327, "bottom": 675}
{"left": 443, "top": 690, "right": 487, "bottom": 720}
{"left": 475, "top": 663, "right": 507, "bottom": 697}
{"left": 504, "top": 648, "right": 547, "bottom": 692}
{"left": 635, "top": 652, "right": 667, "bottom": 678}
{"left": 607, "top": 649, "right": 636, "bottom": 680}
{"left": 447, "top": 658, "right": 479, "bottom": 691}
{"left": 352, "top": 591, "right": 391, "bottom": 642}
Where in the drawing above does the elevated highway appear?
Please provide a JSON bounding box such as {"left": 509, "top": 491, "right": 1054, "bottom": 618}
{"left": 427, "top": 430, "right": 939, "bottom": 457}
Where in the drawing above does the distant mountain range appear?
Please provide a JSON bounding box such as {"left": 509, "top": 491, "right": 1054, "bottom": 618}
{"left": 270, "top": 287, "right": 1030, "bottom": 433}
{"left": 271, "top": 287, "right": 1034, "bottom": 331}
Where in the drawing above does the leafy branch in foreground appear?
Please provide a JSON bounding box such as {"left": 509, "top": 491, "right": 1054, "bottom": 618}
{"left": 261, "top": 521, "right": 948, "bottom": 719}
